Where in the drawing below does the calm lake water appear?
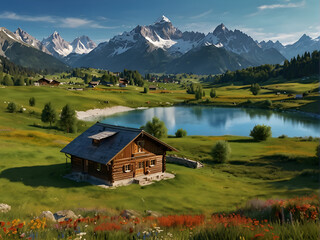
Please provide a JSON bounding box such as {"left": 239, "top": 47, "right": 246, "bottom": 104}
{"left": 102, "top": 106, "right": 320, "bottom": 137}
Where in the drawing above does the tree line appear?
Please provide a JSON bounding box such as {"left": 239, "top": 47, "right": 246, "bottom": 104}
{"left": 204, "top": 50, "right": 319, "bottom": 84}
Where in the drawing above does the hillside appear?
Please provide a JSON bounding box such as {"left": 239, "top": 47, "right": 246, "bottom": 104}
{"left": 0, "top": 27, "right": 69, "bottom": 73}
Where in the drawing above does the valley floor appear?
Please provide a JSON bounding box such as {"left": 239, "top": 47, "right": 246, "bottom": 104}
{"left": 0, "top": 82, "right": 318, "bottom": 220}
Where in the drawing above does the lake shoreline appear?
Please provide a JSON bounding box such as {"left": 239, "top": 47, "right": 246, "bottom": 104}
{"left": 76, "top": 106, "right": 137, "bottom": 121}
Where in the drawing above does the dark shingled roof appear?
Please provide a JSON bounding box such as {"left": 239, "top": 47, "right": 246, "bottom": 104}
{"left": 61, "top": 122, "right": 177, "bottom": 165}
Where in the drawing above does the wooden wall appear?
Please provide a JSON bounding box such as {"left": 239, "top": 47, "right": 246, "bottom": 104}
{"left": 71, "top": 134, "right": 168, "bottom": 183}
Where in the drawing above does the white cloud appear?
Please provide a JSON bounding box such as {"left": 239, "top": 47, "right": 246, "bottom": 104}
{"left": 0, "top": 11, "right": 117, "bottom": 29}
{"left": 0, "top": 11, "right": 55, "bottom": 22}
{"left": 234, "top": 25, "right": 319, "bottom": 45}
{"left": 258, "top": 0, "right": 305, "bottom": 10}
{"left": 190, "top": 10, "right": 213, "bottom": 19}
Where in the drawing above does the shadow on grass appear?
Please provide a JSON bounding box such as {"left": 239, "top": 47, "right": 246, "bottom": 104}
{"left": 268, "top": 173, "right": 319, "bottom": 190}
{"left": 228, "top": 139, "right": 256, "bottom": 143}
{"left": 28, "top": 124, "right": 60, "bottom": 130}
{"left": 0, "top": 163, "right": 90, "bottom": 188}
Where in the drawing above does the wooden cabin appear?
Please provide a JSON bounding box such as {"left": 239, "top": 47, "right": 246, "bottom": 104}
{"left": 88, "top": 81, "right": 100, "bottom": 88}
{"left": 36, "top": 78, "right": 60, "bottom": 86}
{"left": 61, "top": 123, "right": 177, "bottom": 186}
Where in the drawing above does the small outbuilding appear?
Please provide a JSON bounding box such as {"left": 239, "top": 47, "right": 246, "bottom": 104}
{"left": 61, "top": 123, "right": 177, "bottom": 186}
{"left": 149, "top": 85, "right": 157, "bottom": 91}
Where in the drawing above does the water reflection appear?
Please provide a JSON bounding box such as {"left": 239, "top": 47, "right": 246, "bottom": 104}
{"left": 102, "top": 106, "right": 320, "bottom": 137}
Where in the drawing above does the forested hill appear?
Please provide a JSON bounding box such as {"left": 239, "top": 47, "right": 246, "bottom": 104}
{"left": 204, "top": 50, "right": 319, "bottom": 84}
{"left": 0, "top": 56, "right": 35, "bottom": 76}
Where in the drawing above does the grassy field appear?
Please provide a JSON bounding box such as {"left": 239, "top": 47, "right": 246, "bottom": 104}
{"left": 0, "top": 80, "right": 318, "bottom": 222}
{"left": 0, "top": 126, "right": 318, "bottom": 221}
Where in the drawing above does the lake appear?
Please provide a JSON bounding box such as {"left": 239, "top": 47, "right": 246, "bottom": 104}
{"left": 101, "top": 106, "right": 320, "bottom": 137}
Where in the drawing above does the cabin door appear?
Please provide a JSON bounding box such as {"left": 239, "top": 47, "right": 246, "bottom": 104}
{"left": 135, "top": 161, "right": 144, "bottom": 177}
{"left": 82, "top": 159, "right": 88, "bottom": 173}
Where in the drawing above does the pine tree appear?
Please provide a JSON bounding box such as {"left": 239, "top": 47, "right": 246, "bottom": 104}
{"left": 210, "top": 89, "right": 217, "bottom": 98}
{"left": 29, "top": 97, "right": 35, "bottom": 106}
{"left": 60, "top": 104, "right": 77, "bottom": 133}
{"left": 41, "top": 102, "right": 56, "bottom": 126}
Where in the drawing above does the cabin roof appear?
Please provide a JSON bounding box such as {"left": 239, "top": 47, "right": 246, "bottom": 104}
{"left": 61, "top": 122, "right": 177, "bottom": 165}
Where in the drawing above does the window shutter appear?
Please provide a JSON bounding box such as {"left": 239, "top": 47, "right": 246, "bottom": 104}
{"left": 130, "top": 164, "right": 133, "bottom": 171}
{"left": 123, "top": 165, "right": 125, "bottom": 173}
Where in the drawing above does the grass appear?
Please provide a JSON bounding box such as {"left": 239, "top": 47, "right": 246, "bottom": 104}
{"left": 0, "top": 127, "right": 318, "bottom": 221}
{"left": 0, "top": 78, "right": 318, "bottom": 221}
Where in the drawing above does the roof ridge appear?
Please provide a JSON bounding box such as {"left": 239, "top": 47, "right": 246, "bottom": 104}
{"left": 96, "top": 122, "right": 142, "bottom": 132}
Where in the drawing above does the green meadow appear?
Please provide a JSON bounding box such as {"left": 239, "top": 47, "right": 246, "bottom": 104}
{"left": 0, "top": 80, "right": 319, "bottom": 221}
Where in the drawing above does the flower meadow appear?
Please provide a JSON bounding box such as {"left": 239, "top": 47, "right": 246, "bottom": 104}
{"left": 0, "top": 196, "right": 318, "bottom": 240}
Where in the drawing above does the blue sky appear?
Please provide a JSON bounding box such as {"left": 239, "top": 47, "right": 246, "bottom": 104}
{"left": 0, "top": 0, "right": 318, "bottom": 45}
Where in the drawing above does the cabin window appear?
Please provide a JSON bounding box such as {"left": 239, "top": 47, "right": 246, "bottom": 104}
{"left": 124, "top": 164, "right": 131, "bottom": 173}
{"left": 138, "top": 162, "right": 144, "bottom": 169}
{"left": 137, "top": 141, "right": 145, "bottom": 152}
{"left": 150, "top": 159, "right": 156, "bottom": 166}
{"left": 97, "top": 163, "right": 102, "bottom": 172}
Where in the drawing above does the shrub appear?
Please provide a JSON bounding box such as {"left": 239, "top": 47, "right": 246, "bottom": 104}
{"left": 143, "top": 87, "right": 149, "bottom": 93}
{"left": 250, "top": 83, "right": 261, "bottom": 95}
{"left": 7, "top": 102, "right": 16, "bottom": 113}
{"left": 211, "top": 140, "right": 231, "bottom": 163}
{"left": 264, "top": 99, "right": 273, "bottom": 107}
{"left": 250, "top": 125, "right": 272, "bottom": 141}
{"left": 140, "top": 117, "right": 167, "bottom": 138}
{"left": 29, "top": 97, "right": 35, "bottom": 106}
{"left": 278, "top": 134, "right": 287, "bottom": 139}
{"left": 175, "top": 128, "right": 187, "bottom": 138}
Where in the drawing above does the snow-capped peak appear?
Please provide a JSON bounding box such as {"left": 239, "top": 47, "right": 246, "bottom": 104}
{"left": 155, "top": 15, "right": 171, "bottom": 24}
{"left": 71, "top": 35, "right": 96, "bottom": 54}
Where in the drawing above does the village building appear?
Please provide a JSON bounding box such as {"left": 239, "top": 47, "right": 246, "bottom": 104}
{"left": 61, "top": 123, "right": 177, "bottom": 187}
{"left": 35, "top": 77, "right": 60, "bottom": 86}
{"left": 148, "top": 85, "right": 157, "bottom": 91}
{"left": 119, "top": 78, "right": 129, "bottom": 87}
{"left": 88, "top": 81, "right": 100, "bottom": 88}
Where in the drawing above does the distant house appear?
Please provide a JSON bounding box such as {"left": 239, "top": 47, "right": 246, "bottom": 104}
{"left": 88, "top": 81, "right": 100, "bottom": 88}
{"left": 119, "top": 79, "right": 129, "bottom": 87}
{"left": 35, "top": 78, "right": 60, "bottom": 86}
{"left": 61, "top": 123, "right": 177, "bottom": 186}
{"left": 149, "top": 85, "right": 157, "bottom": 91}
{"left": 295, "top": 94, "right": 303, "bottom": 99}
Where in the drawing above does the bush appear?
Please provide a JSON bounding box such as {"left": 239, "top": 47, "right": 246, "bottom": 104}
{"left": 211, "top": 140, "right": 231, "bottom": 163}
{"left": 7, "top": 102, "right": 16, "bottom": 113}
{"left": 29, "top": 97, "right": 35, "bottom": 106}
{"left": 264, "top": 99, "right": 273, "bottom": 107}
{"left": 143, "top": 87, "right": 149, "bottom": 93}
{"left": 250, "top": 125, "right": 272, "bottom": 141}
{"left": 278, "top": 134, "right": 287, "bottom": 139}
{"left": 140, "top": 117, "right": 167, "bottom": 138}
{"left": 250, "top": 83, "right": 261, "bottom": 95}
{"left": 175, "top": 128, "right": 187, "bottom": 138}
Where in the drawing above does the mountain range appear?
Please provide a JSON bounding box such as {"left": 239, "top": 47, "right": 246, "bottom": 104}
{"left": 0, "top": 15, "right": 319, "bottom": 74}
{"left": 0, "top": 27, "right": 68, "bottom": 72}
